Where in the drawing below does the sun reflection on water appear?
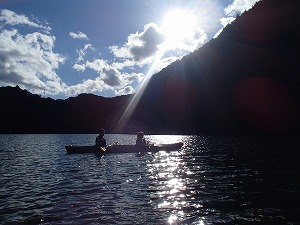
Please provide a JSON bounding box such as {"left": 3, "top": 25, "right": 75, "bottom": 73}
{"left": 148, "top": 135, "right": 185, "bottom": 145}
{"left": 168, "top": 214, "right": 178, "bottom": 224}
{"left": 146, "top": 144, "right": 206, "bottom": 224}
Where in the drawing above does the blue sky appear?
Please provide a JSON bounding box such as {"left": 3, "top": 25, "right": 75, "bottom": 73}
{"left": 0, "top": 0, "right": 259, "bottom": 99}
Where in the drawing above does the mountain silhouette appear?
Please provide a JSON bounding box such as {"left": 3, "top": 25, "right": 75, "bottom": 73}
{"left": 0, "top": 86, "right": 129, "bottom": 133}
{"left": 134, "top": 0, "right": 300, "bottom": 135}
{"left": 1, "top": 0, "right": 299, "bottom": 135}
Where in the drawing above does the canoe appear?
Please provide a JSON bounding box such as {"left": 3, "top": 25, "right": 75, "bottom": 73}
{"left": 65, "top": 142, "right": 183, "bottom": 154}
{"left": 65, "top": 146, "right": 106, "bottom": 154}
{"left": 107, "top": 142, "right": 183, "bottom": 153}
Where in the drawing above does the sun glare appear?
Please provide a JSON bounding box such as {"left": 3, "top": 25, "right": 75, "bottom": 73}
{"left": 161, "top": 9, "right": 197, "bottom": 42}
{"left": 113, "top": 9, "right": 198, "bottom": 132}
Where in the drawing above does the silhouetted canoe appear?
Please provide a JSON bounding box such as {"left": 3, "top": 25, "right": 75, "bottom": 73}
{"left": 65, "top": 146, "right": 106, "bottom": 154}
{"left": 65, "top": 142, "right": 183, "bottom": 154}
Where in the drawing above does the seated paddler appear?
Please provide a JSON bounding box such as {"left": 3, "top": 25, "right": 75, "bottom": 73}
{"left": 135, "top": 131, "right": 147, "bottom": 146}
{"left": 95, "top": 128, "right": 106, "bottom": 148}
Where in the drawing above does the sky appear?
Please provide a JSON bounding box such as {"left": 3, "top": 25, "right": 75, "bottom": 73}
{"left": 0, "top": 0, "right": 260, "bottom": 99}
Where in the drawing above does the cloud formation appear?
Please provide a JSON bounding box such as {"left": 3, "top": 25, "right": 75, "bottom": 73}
{"left": 215, "top": 0, "right": 261, "bottom": 38}
{"left": 74, "top": 21, "right": 206, "bottom": 97}
{"left": 0, "top": 10, "right": 66, "bottom": 95}
{"left": 171, "top": 27, "right": 207, "bottom": 52}
{"left": 76, "top": 44, "right": 95, "bottom": 62}
{"left": 115, "top": 86, "right": 135, "bottom": 96}
{"left": 110, "top": 22, "right": 207, "bottom": 70}
{"left": 72, "top": 58, "right": 144, "bottom": 96}
{"left": 225, "top": 0, "right": 261, "bottom": 16}
{"left": 0, "top": 5, "right": 227, "bottom": 98}
{"left": 214, "top": 17, "right": 236, "bottom": 38}
{"left": 109, "top": 23, "right": 165, "bottom": 64}
{"left": 0, "top": 9, "right": 50, "bottom": 32}
{"left": 69, "top": 31, "right": 89, "bottom": 40}
{"left": 129, "top": 23, "right": 165, "bottom": 61}
{"left": 0, "top": 10, "right": 145, "bottom": 97}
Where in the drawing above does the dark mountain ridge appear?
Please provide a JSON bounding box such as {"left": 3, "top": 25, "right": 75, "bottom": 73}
{"left": 0, "top": 86, "right": 130, "bottom": 133}
{"left": 1, "top": 0, "right": 299, "bottom": 134}
{"left": 136, "top": 0, "right": 300, "bottom": 135}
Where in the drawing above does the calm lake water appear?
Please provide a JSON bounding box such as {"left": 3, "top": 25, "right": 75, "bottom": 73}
{"left": 0, "top": 134, "right": 299, "bottom": 225}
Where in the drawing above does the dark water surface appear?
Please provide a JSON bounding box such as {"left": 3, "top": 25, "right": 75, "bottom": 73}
{"left": 0, "top": 134, "right": 299, "bottom": 225}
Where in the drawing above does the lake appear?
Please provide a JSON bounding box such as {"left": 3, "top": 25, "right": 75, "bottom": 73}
{"left": 0, "top": 134, "right": 299, "bottom": 225}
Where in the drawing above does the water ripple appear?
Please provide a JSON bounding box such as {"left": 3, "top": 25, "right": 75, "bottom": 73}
{"left": 0, "top": 134, "right": 299, "bottom": 224}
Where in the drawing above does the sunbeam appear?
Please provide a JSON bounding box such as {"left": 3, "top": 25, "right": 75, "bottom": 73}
{"left": 112, "top": 7, "right": 198, "bottom": 132}
{"left": 113, "top": 49, "right": 165, "bottom": 132}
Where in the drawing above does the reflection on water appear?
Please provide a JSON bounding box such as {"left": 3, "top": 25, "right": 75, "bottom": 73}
{"left": 146, "top": 135, "right": 300, "bottom": 224}
{"left": 148, "top": 135, "right": 185, "bottom": 145}
{"left": 146, "top": 139, "right": 207, "bottom": 225}
{"left": 0, "top": 134, "right": 299, "bottom": 224}
{"left": 148, "top": 151, "right": 188, "bottom": 224}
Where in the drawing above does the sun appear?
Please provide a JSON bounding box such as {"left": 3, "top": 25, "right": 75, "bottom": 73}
{"left": 161, "top": 9, "right": 197, "bottom": 42}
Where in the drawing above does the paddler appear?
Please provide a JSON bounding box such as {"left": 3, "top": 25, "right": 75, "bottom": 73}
{"left": 135, "top": 131, "right": 147, "bottom": 146}
{"left": 96, "top": 128, "right": 106, "bottom": 148}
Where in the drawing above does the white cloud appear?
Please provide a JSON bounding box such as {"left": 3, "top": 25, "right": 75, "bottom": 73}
{"left": 73, "top": 63, "right": 86, "bottom": 72}
{"left": 101, "top": 67, "right": 123, "bottom": 87}
{"left": 85, "top": 59, "right": 108, "bottom": 73}
{"left": 111, "top": 59, "right": 136, "bottom": 71}
{"left": 76, "top": 44, "right": 94, "bottom": 62}
{"left": 110, "top": 22, "right": 207, "bottom": 74}
{"left": 86, "top": 59, "right": 144, "bottom": 87}
{"left": 214, "top": 17, "right": 236, "bottom": 38}
{"left": 152, "top": 56, "right": 179, "bottom": 74}
{"left": 225, "top": 0, "right": 261, "bottom": 16}
{"left": 70, "top": 58, "right": 145, "bottom": 96}
{"left": 0, "top": 15, "right": 66, "bottom": 95}
{"left": 115, "top": 86, "right": 134, "bottom": 96}
{"left": 180, "top": 28, "right": 207, "bottom": 51}
{"left": 65, "top": 71, "right": 140, "bottom": 97}
{"left": 214, "top": 0, "right": 260, "bottom": 38}
{"left": 219, "top": 17, "right": 236, "bottom": 27}
{"left": 69, "top": 31, "right": 89, "bottom": 40}
{"left": 109, "top": 23, "right": 165, "bottom": 64}
{"left": 65, "top": 78, "right": 108, "bottom": 96}
{"left": 0, "top": 9, "right": 50, "bottom": 32}
{"left": 129, "top": 23, "right": 166, "bottom": 61}
{"left": 123, "top": 72, "right": 145, "bottom": 84}
{"left": 0, "top": 7, "right": 212, "bottom": 98}
{"left": 0, "top": 10, "right": 146, "bottom": 98}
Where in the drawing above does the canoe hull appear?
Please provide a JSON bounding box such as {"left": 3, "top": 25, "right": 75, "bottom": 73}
{"left": 65, "top": 145, "right": 106, "bottom": 154}
{"left": 65, "top": 142, "right": 183, "bottom": 154}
